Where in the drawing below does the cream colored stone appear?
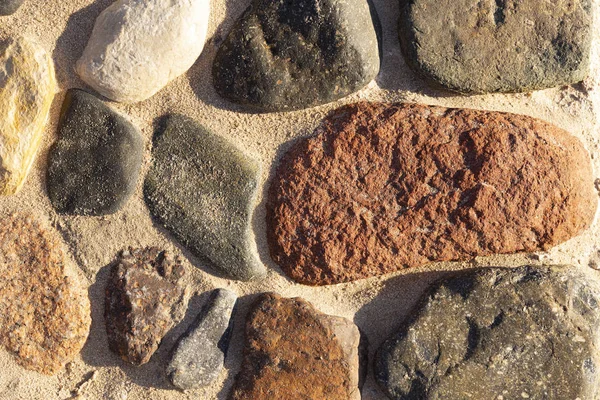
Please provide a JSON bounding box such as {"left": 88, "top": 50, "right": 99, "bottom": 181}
{"left": 0, "top": 36, "right": 56, "bottom": 195}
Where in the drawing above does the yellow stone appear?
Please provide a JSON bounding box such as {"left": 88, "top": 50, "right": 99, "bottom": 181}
{"left": 0, "top": 36, "right": 56, "bottom": 195}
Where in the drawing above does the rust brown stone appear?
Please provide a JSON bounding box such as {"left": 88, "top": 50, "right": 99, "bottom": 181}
{"left": 229, "top": 293, "right": 361, "bottom": 400}
{"left": 267, "top": 102, "right": 596, "bottom": 285}
{"left": 0, "top": 214, "right": 91, "bottom": 375}
{"left": 105, "top": 247, "right": 187, "bottom": 365}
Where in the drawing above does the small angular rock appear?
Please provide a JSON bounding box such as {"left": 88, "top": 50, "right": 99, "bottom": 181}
{"left": 0, "top": 36, "right": 56, "bottom": 195}
{"left": 144, "top": 114, "right": 264, "bottom": 281}
{"left": 375, "top": 266, "right": 600, "bottom": 400}
{"left": 105, "top": 247, "right": 187, "bottom": 365}
{"left": 47, "top": 89, "right": 143, "bottom": 216}
{"left": 213, "top": 0, "right": 381, "bottom": 112}
{"left": 229, "top": 293, "right": 361, "bottom": 400}
{"left": 167, "top": 289, "right": 237, "bottom": 390}
{"left": 267, "top": 102, "right": 596, "bottom": 285}
{"left": 0, "top": 214, "right": 91, "bottom": 375}
{"left": 0, "top": 0, "right": 23, "bottom": 15}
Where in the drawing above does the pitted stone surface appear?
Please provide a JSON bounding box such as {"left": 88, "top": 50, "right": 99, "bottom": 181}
{"left": 267, "top": 102, "right": 596, "bottom": 285}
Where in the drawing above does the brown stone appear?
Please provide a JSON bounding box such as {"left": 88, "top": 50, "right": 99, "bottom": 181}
{"left": 229, "top": 293, "right": 361, "bottom": 400}
{"left": 0, "top": 214, "right": 91, "bottom": 375}
{"left": 105, "top": 247, "right": 187, "bottom": 365}
{"left": 267, "top": 102, "right": 596, "bottom": 285}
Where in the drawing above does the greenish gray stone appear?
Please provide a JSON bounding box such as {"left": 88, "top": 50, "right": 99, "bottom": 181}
{"left": 144, "top": 114, "right": 264, "bottom": 281}
{"left": 375, "top": 266, "right": 600, "bottom": 400}
{"left": 0, "top": 0, "right": 23, "bottom": 15}
{"left": 212, "top": 0, "right": 381, "bottom": 112}
{"left": 399, "top": 0, "right": 592, "bottom": 93}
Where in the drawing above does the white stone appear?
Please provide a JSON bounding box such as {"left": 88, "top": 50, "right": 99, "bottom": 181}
{"left": 76, "top": 0, "right": 209, "bottom": 103}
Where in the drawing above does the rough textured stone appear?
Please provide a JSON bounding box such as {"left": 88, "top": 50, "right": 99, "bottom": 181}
{"left": 213, "top": 0, "right": 380, "bottom": 112}
{"left": 399, "top": 0, "right": 592, "bottom": 93}
{"left": 0, "top": 0, "right": 23, "bottom": 15}
{"left": 0, "top": 36, "right": 56, "bottom": 195}
{"left": 267, "top": 102, "right": 596, "bottom": 285}
{"left": 47, "top": 89, "right": 143, "bottom": 216}
{"left": 76, "top": 0, "right": 210, "bottom": 102}
{"left": 229, "top": 293, "right": 361, "bottom": 400}
{"left": 167, "top": 288, "right": 237, "bottom": 390}
{"left": 105, "top": 247, "right": 187, "bottom": 365}
{"left": 144, "top": 114, "right": 264, "bottom": 281}
{"left": 375, "top": 266, "right": 600, "bottom": 400}
{"left": 0, "top": 214, "right": 91, "bottom": 375}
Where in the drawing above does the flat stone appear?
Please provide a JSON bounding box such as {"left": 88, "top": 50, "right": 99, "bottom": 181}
{"left": 47, "top": 89, "right": 143, "bottom": 216}
{"left": 0, "top": 36, "right": 56, "bottom": 195}
{"left": 229, "top": 293, "right": 361, "bottom": 400}
{"left": 213, "top": 0, "right": 380, "bottom": 112}
{"left": 0, "top": 0, "right": 24, "bottom": 15}
{"left": 167, "top": 288, "right": 237, "bottom": 390}
{"left": 76, "top": 0, "right": 210, "bottom": 102}
{"left": 399, "top": 0, "right": 592, "bottom": 93}
{"left": 0, "top": 214, "right": 91, "bottom": 375}
{"left": 144, "top": 114, "right": 264, "bottom": 281}
{"left": 267, "top": 102, "right": 596, "bottom": 285}
{"left": 375, "top": 266, "right": 600, "bottom": 399}
{"left": 105, "top": 247, "right": 187, "bottom": 365}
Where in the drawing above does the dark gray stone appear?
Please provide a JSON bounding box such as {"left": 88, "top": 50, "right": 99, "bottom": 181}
{"left": 375, "top": 266, "right": 600, "bottom": 400}
{"left": 0, "top": 0, "right": 23, "bottom": 15}
{"left": 167, "top": 289, "right": 237, "bottom": 390}
{"left": 399, "top": 0, "right": 592, "bottom": 93}
{"left": 47, "top": 89, "right": 143, "bottom": 216}
{"left": 144, "top": 114, "right": 264, "bottom": 281}
{"left": 212, "top": 0, "right": 381, "bottom": 112}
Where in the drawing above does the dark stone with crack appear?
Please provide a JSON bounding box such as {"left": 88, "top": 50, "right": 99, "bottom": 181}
{"left": 47, "top": 89, "right": 143, "bottom": 216}
{"left": 0, "top": 0, "right": 23, "bottom": 15}
{"left": 105, "top": 247, "right": 187, "bottom": 365}
{"left": 399, "top": 0, "right": 592, "bottom": 93}
{"left": 167, "top": 288, "right": 237, "bottom": 390}
{"left": 375, "top": 266, "right": 600, "bottom": 400}
{"left": 212, "top": 0, "right": 381, "bottom": 112}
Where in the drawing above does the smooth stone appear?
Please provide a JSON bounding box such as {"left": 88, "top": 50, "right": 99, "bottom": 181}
{"left": 0, "top": 0, "right": 24, "bottom": 15}
{"left": 229, "top": 293, "right": 361, "bottom": 400}
{"left": 47, "top": 89, "right": 143, "bottom": 216}
{"left": 76, "top": 0, "right": 210, "bottom": 102}
{"left": 0, "top": 36, "right": 56, "bottom": 195}
{"left": 167, "top": 289, "right": 237, "bottom": 390}
{"left": 267, "top": 102, "right": 597, "bottom": 285}
{"left": 0, "top": 214, "right": 91, "bottom": 375}
{"left": 144, "top": 114, "right": 264, "bottom": 281}
{"left": 105, "top": 247, "right": 187, "bottom": 365}
{"left": 212, "top": 0, "right": 381, "bottom": 112}
{"left": 399, "top": 0, "right": 592, "bottom": 93}
{"left": 375, "top": 266, "right": 600, "bottom": 400}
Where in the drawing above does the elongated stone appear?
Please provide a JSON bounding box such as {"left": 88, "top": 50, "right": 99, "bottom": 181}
{"left": 0, "top": 36, "right": 56, "bottom": 195}
{"left": 267, "top": 102, "right": 596, "bottom": 285}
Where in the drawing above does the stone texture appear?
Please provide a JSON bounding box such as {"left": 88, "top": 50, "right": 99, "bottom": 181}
{"left": 144, "top": 114, "right": 264, "bottom": 281}
{"left": 47, "top": 89, "right": 143, "bottom": 216}
{"left": 167, "top": 288, "right": 237, "bottom": 390}
{"left": 105, "top": 247, "right": 187, "bottom": 365}
{"left": 0, "top": 36, "right": 56, "bottom": 195}
{"left": 399, "top": 0, "right": 592, "bottom": 93}
{"left": 0, "top": 214, "right": 91, "bottom": 375}
{"left": 0, "top": 0, "right": 23, "bottom": 15}
{"left": 76, "top": 0, "right": 210, "bottom": 102}
{"left": 229, "top": 293, "right": 361, "bottom": 400}
{"left": 375, "top": 266, "right": 600, "bottom": 400}
{"left": 213, "top": 0, "right": 380, "bottom": 112}
{"left": 267, "top": 102, "right": 596, "bottom": 285}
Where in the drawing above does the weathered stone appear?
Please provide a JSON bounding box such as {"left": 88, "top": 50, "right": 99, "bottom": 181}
{"left": 375, "top": 266, "right": 600, "bottom": 400}
{"left": 0, "top": 0, "right": 23, "bottom": 15}
{"left": 213, "top": 0, "right": 380, "bottom": 112}
{"left": 399, "top": 0, "right": 592, "bottom": 93}
{"left": 47, "top": 89, "right": 143, "bottom": 216}
{"left": 229, "top": 293, "right": 361, "bottom": 400}
{"left": 76, "top": 0, "right": 210, "bottom": 102}
{"left": 167, "top": 288, "right": 237, "bottom": 390}
{"left": 0, "top": 214, "right": 91, "bottom": 375}
{"left": 105, "top": 247, "right": 187, "bottom": 365}
{"left": 144, "top": 114, "right": 264, "bottom": 281}
{"left": 267, "top": 102, "right": 596, "bottom": 285}
{"left": 0, "top": 36, "right": 56, "bottom": 195}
